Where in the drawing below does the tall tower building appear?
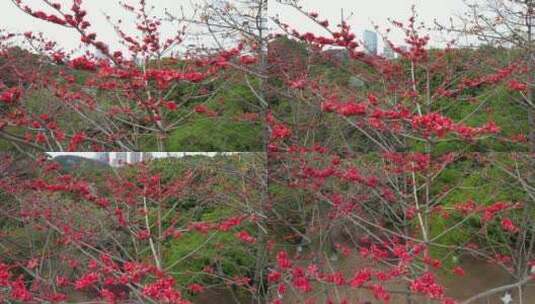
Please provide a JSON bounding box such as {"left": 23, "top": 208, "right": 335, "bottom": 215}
{"left": 142, "top": 152, "right": 153, "bottom": 162}
{"left": 363, "top": 30, "right": 378, "bottom": 56}
{"left": 383, "top": 43, "right": 396, "bottom": 59}
{"left": 128, "top": 152, "right": 141, "bottom": 164}
{"left": 96, "top": 152, "right": 110, "bottom": 165}
{"left": 112, "top": 152, "right": 128, "bottom": 167}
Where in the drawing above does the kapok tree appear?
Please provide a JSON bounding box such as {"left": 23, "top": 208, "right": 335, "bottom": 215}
{"left": 0, "top": 153, "right": 265, "bottom": 303}
{"left": 0, "top": 0, "right": 261, "bottom": 152}
{"left": 267, "top": 151, "right": 533, "bottom": 303}
{"left": 262, "top": 1, "right": 533, "bottom": 303}
{"left": 437, "top": 0, "right": 534, "bottom": 152}
{"left": 269, "top": 3, "right": 527, "bottom": 154}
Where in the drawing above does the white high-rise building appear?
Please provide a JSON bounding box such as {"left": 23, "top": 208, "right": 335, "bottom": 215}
{"left": 383, "top": 43, "right": 396, "bottom": 59}
{"left": 96, "top": 152, "right": 110, "bottom": 164}
{"left": 363, "top": 30, "right": 378, "bottom": 56}
{"left": 111, "top": 152, "right": 128, "bottom": 167}
{"left": 128, "top": 152, "right": 141, "bottom": 164}
{"left": 109, "top": 152, "right": 150, "bottom": 166}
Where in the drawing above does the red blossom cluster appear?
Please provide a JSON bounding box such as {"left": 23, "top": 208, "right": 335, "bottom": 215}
{"left": 69, "top": 56, "right": 97, "bottom": 71}
{"left": 145, "top": 69, "right": 206, "bottom": 85}
{"left": 193, "top": 104, "right": 217, "bottom": 117}
{"left": 279, "top": 14, "right": 359, "bottom": 54}
{"left": 0, "top": 87, "right": 23, "bottom": 103}
{"left": 288, "top": 77, "right": 307, "bottom": 89}
{"left": 239, "top": 55, "right": 257, "bottom": 65}
{"left": 458, "top": 64, "right": 519, "bottom": 91}
{"left": 411, "top": 112, "right": 500, "bottom": 139}
{"left": 501, "top": 218, "right": 519, "bottom": 233}
{"left": 452, "top": 266, "right": 466, "bottom": 277}
{"left": 271, "top": 123, "right": 292, "bottom": 139}
{"left": 74, "top": 272, "right": 100, "bottom": 290}
{"left": 410, "top": 272, "right": 445, "bottom": 300}
{"left": 0, "top": 263, "right": 33, "bottom": 302}
{"left": 267, "top": 112, "right": 292, "bottom": 144}
{"left": 349, "top": 268, "right": 372, "bottom": 288}
{"left": 187, "top": 283, "right": 205, "bottom": 294}
{"left": 388, "top": 13, "right": 431, "bottom": 63}
{"left": 29, "top": 10, "right": 67, "bottom": 26}
{"left": 481, "top": 201, "right": 515, "bottom": 222}
{"left": 268, "top": 237, "right": 440, "bottom": 301}
{"left": 276, "top": 250, "right": 292, "bottom": 269}
{"left": 67, "top": 132, "right": 87, "bottom": 151}
{"left": 143, "top": 277, "right": 190, "bottom": 304}
{"left": 235, "top": 230, "right": 257, "bottom": 244}
{"left": 383, "top": 152, "right": 431, "bottom": 173}
{"left": 218, "top": 216, "right": 245, "bottom": 231}
{"left": 322, "top": 99, "right": 368, "bottom": 116}
{"left": 507, "top": 79, "right": 528, "bottom": 92}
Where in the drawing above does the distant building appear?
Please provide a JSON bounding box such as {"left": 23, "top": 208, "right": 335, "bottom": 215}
{"left": 96, "top": 152, "right": 110, "bottom": 164}
{"left": 363, "top": 30, "right": 378, "bottom": 55}
{"left": 93, "top": 47, "right": 107, "bottom": 60}
{"left": 142, "top": 152, "right": 153, "bottom": 162}
{"left": 383, "top": 43, "right": 396, "bottom": 59}
{"left": 111, "top": 152, "right": 128, "bottom": 167}
{"left": 132, "top": 55, "right": 144, "bottom": 66}
{"left": 108, "top": 152, "right": 152, "bottom": 166}
{"left": 128, "top": 152, "right": 141, "bottom": 164}
{"left": 83, "top": 45, "right": 106, "bottom": 60}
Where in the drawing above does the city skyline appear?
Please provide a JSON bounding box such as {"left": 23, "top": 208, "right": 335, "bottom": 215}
{"left": 2, "top": 0, "right": 470, "bottom": 55}
{"left": 47, "top": 152, "right": 235, "bottom": 166}
{"left": 271, "top": 0, "right": 468, "bottom": 49}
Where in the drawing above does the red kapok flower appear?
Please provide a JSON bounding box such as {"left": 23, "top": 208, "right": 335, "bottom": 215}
{"left": 68, "top": 132, "right": 86, "bottom": 151}
{"left": 452, "top": 266, "right": 465, "bottom": 277}
{"left": 276, "top": 251, "right": 292, "bottom": 269}
{"left": 507, "top": 79, "right": 527, "bottom": 92}
{"left": 0, "top": 87, "right": 23, "bottom": 103}
{"left": 188, "top": 283, "right": 205, "bottom": 294}
{"left": 70, "top": 56, "right": 97, "bottom": 71}
{"left": 501, "top": 218, "right": 519, "bottom": 233}
{"left": 267, "top": 270, "right": 281, "bottom": 283}
{"left": 349, "top": 268, "right": 372, "bottom": 288}
{"left": 239, "top": 55, "right": 257, "bottom": 65}
{"left": 165, "top": 101, "right": 177, "bottom": 110}
{"left": 74, "top": 272, "right": 100, "bottom": 290}
{"left": 289, "top": 78, "right": 307, "bottom": 89}
{"left": 194, "top": 104, "right": 208, "bottom": 113}
{"left": 235, "top": 231, "right": 256, "bottom": 244}
{"left": 271, "top": 123, "right": 291, "bottom": 139}
{"left": 410, "top": 272, "right": 444, "bottom": 299}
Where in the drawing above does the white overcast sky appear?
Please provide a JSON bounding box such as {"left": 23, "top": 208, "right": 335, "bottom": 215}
{"left": 271, "top": 0, "right": 469, "bottom": 50}
{"left": 1, "top": 0, "right": 203, "bottom": 55}
{"left": 2, "top": 0, "right": 472, "bottom": 55}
